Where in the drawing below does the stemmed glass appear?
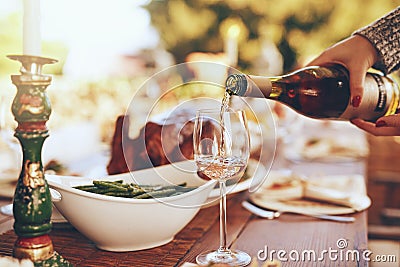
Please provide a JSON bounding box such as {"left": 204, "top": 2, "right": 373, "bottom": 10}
{"left": 193, "top": 109, "right": 251, "bottom": 266}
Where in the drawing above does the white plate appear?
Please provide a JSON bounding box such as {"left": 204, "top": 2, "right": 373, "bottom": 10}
{"left": 251, "top": 195, "right": 371, "bottom": 215}
{"left": 250, "top": 170, "right": 371, "bottom": 215}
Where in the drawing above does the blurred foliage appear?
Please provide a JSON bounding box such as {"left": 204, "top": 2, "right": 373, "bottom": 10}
{"left": 146, "top": 0, "right": 400, "bottom": 74}
{"left": 0, "top": 13, "right": 68, "bottom": 79}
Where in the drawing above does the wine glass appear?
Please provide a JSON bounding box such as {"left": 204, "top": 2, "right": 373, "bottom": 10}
{"left": 193, "top": 108, "right": 251, "bottom": 266}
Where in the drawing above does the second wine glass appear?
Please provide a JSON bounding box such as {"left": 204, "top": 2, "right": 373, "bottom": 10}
{"left": 193, "top": 108, "right": 251, "bottom": 266}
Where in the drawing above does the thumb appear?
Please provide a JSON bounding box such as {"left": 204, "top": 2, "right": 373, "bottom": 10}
{"left": 348, "top": 67, "right": 365, "bottom": 108}
{"left": 376, "top": 115, "right": 400, "bottom": 128}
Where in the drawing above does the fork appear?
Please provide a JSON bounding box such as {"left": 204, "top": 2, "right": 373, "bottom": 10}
{"left": 241, "top": 201, "right": 355, "bottom": 223}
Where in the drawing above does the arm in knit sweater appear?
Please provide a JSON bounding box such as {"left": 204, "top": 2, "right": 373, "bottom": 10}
{"left": 354, "top": 7, "right": 400, "bottom": 74}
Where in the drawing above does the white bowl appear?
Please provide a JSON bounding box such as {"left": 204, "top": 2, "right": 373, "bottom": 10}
{"left": 46, "top": 160, "right": 216, "bottom": 252}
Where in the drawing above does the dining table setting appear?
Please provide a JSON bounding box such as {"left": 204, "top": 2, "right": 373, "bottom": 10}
{"left": 0, "top": 112, "right": 372, "bottom": 266}
{"left": 0, "top": 29, "right": 373, "bottom": 265}
{"left": 3, "top": 0, "right": 400, "bottom": 266}
{"left": 0, "top": 1, "right": 375, "bottom": 266}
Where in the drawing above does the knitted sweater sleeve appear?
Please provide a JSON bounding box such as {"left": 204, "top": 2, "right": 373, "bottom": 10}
{"left": 354, "top": 7, "right": 400, "bottom": 74}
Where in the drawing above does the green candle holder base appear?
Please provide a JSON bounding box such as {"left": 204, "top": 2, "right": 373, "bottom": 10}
{"left": 34, "top": 252, "right": 73, "bottom": 267}
{"left": 13, "top": 235, "right": 72, "bottom": 266}
{"left": 8, "top": 55, "right": 72, "bottom": 266}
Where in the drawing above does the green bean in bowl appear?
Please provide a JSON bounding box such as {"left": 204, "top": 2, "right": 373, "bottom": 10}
{"left": 46, "top": 160, "right": 217, "bottom": 252}
{"left": 73, "top": 180, "right": 197, "bottom": 199}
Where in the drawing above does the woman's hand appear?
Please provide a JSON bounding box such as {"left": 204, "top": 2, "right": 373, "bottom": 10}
{"left": 306, "top": 34, "right": 379, "bottom": 108}
{"left": 351, "top": 115, "right": 400, "bottom": 136}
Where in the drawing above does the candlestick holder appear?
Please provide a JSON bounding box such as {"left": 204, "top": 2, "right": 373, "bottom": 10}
{"left": 8, "top": 55, "right": 72, "bottom": 266}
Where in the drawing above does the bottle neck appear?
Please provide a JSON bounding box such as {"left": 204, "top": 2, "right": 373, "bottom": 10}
{"left": 225, "top": 74, "right": 274, "bottom": 98}
{"left": 246, "top": 75, "right": 275, "bottom": 98}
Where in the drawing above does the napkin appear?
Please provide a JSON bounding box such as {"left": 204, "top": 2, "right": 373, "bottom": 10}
{"left": 303, "top": 180, "right": 368, "bottom": 211}
{"left": 252, "top": 170, "right": 370, "bottom": 212}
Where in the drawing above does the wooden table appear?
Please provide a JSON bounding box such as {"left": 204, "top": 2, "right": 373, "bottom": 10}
{"left": 0, "top": 147, "right": 369, "bottom": 267}
{"left": 0, "top": 196, "right": 369, "bottom": 266}
{"left": 1, "top": 115, "right": 370, "bottom": 266}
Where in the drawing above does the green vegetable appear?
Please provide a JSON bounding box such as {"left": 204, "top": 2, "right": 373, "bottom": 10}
{"left": 73, "top": 180, "right": 196, "bottom": 199}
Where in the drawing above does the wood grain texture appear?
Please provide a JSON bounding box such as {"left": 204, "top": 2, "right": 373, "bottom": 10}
{"left": 0, "top": 193, "right": 368, "bottom": 267}
{"left": 0, "top": 134, "right": 370, "bottom": 266}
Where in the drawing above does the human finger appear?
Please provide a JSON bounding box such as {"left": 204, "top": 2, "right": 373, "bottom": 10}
{"left": 376, "top": 115, "right": 400, "bottom": 128}
{"left": 347, "top": 65, "right": 366, "bottom": 108}
{"left": 350, "top": 118, "right": 400, "bottom": 136}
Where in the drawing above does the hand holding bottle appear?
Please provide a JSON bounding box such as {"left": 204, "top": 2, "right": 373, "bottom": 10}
{"left": 306, "top": 35, "right": 379, "bottom": 109}
{"left": 305, "top": 7, "right": 400, "bottom": 135}
{"left": 226, "top": 8, "right": 400, "bottom": 135}
{"left": 306, "top": 35, "right": 400, "bottom": 136}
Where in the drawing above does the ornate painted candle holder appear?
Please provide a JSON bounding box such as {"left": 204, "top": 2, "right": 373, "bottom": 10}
{"left": 8, "top": 55, "right": 72, "bottom": 266}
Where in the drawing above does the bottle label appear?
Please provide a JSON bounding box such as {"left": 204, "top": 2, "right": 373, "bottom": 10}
{"left": 371, "top": 74, "right": 386, "bottom": 112}
{"left": 339, "top": 74, "right": 392, "bottom": 121}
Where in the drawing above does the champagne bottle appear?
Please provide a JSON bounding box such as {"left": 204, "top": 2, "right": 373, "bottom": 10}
{"left": 225, "top": 64, "right": 400, "bottom": 121}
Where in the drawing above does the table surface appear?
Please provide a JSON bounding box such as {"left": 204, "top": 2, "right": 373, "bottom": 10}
{"left": 0, "top": 135, "right": 369, "bottom": 266}
{"left": 0, "top": 196, "right": 369, "bottom": 267}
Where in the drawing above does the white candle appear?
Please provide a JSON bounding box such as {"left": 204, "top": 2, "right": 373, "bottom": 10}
{"left": 224, "top": 24, "right": 240, "bottom": 66}
{"left": 23, "top": 0, "right": 41, "bottom": 55}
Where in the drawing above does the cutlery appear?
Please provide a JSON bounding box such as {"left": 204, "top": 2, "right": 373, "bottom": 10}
{"left": 241, "top": 201, "right": 355, "bottom": 223}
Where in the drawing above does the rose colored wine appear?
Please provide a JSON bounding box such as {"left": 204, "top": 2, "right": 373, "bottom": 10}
{"left": 196, "top": 155, "right": 246, "bottom": 181}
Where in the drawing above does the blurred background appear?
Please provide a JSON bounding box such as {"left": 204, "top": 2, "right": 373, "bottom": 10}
{"left": 0, "top": 0, "right": 400, "bottom": 258}
{"left": 0, "top": 0, "right": 399, "bottom": 143}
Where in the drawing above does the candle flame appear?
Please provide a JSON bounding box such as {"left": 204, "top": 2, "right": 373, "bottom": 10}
{"left": 227, "top": 24, "right": 240, "bottom": 39}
